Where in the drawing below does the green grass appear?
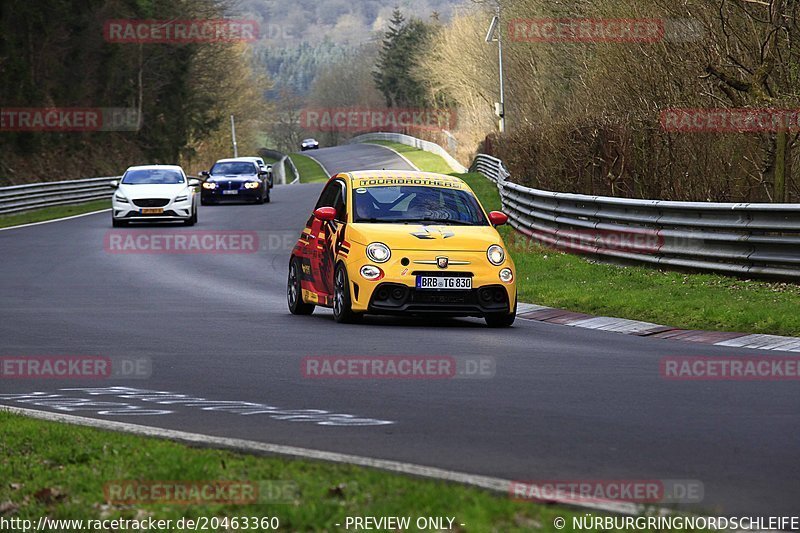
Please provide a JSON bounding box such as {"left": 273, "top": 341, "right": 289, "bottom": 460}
{"left": 0, "top": 199, "right": 109, "bottom": 229}
{"left": 460, "top": 173, "right": 800, "bottom": 337}
{"left": 289, "top": 153, "right": 329, "bottom": 183}
{"left": 365, "top": 140, "right": 457, "bottom": 175}
{"left": 0, "top": 411, "right": 603, "bottom": 532}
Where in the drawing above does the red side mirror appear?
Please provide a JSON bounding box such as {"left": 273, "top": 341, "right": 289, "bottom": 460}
{"left": 314, "top": 207, "right": 337, "bottom": 221}
{"left": 488, "top": 211, "right": 508, "bottom": 226}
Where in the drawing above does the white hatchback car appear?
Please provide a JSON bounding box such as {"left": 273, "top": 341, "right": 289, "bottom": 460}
{"left": 110, "top": 165, "right": 200, "bottom": 227}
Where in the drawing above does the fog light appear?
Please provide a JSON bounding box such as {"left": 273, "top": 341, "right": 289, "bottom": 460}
{"left": 391, "top": 288, "right": 405, "bottom": 300}
{"left": 360, "top": 265, "right": 384, "bottom": 281}
{"left": 499, "top": 268, "right": 514, "bottom": 283}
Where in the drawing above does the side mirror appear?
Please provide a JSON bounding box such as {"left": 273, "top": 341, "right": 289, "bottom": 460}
{"left": 314, "top": 207, "right": 337, "bottom": 221}
{"left": 488, "top": 211, "right": 508, "bottom": 226}
{"left": 258, "top": 170, "right": 268, "bottom": 177}
{"left": 200, "top": 171, "right": 210, "bottom": 178}
{"left": 109, "top": 180, "right": 119, "bottom": 188}
{"left": 188, "top": 178, "right": 201, "bottom": 187}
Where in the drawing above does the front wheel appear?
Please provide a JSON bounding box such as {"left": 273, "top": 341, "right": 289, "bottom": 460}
{"left": 485, "top": 299, "right": 516, "bottom": 328}
{"left": 333, "top": 265, "right": 361, "bottom": 324}
{"left": 112, "top": 218, "right": 127, "bottom": 228}
{"left": 288, "top": 257, "right": 315, "bottom": 315}
{"left": 184, "top": 208, "right": 197, "bottom": 226}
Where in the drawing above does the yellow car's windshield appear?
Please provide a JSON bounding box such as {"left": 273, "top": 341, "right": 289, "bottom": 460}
{"left": 353, "top": 185, "right": 488, "bottom": 226}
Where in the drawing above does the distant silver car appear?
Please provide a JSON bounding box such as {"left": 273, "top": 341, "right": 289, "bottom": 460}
{"left": 301, "top": 138, "right": 319, "bottom": 151}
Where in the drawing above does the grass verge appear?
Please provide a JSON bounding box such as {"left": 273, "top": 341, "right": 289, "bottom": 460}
{"left": 0, "top": 199, "right": 109, "bottom": 230}
{"left": 354, "top": 139, "right": 800, "bottom": 337}
{"left": 0, "top": 411, "right": 595, "bottom": 532}
{"left": 461, "top": 173, "right": 800, "bottom": 337}
{"left": 365, "top": 140, "right": 456, "bottom": 175}
{"left": 289, "top": 153, "right": 329, "bottom": 183}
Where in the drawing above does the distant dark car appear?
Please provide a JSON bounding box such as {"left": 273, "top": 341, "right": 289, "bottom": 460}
{"left": 233, "top": 156, "right": 273, "bottom": 188}
{"left": 300, "top": 138, "right": 320, "bottom": 151}
{"left": 200, "top": 159, "right": 270, "bottom": 205}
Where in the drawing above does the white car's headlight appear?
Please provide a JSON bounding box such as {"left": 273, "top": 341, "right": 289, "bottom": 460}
{"left": 487, "top": 245, "right": 505, "bottom": 266}
{"left": 366, "top": 242, "right": 391, "bottom": 263}
{"left": 174, "top": 195, "right": 188, "bottom": 202}
{"left": 114, "top": 193, "right": 129, "bottom": 203}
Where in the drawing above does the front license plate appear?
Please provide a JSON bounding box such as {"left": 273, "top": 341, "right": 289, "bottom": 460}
{"left": 140, "top": 208, "right": 163, "bottom": 215}
{"left": 222, "top": 190, "right": 238, "bottom": 195}
{"left": 416, "top": 276, "right": 472, "bottom": 290}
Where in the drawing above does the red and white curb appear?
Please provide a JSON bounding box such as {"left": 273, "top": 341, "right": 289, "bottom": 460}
{"left": 517, "top": 303, "right": 800, "bottom": 353}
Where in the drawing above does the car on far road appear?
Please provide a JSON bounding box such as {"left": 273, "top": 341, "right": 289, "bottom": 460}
{"left": 110, "top": 165, "right": 199, "bottom": 227}
{"left": 233, "top": 156, "right": 273, "bottom": 189}
{"left": 200, "top": 158, "right": 270, "bottom": 205}
{"left": 300, "top": 138, "right": 319, "bottom": 151}
{"left": 287, "top": 171, "right": 517, "bottom": 327}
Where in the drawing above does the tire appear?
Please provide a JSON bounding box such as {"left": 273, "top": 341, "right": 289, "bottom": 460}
{"left": 112, "top": 218, "right": 127, "bottom": 228}
{"left": 288, "top": 257, "right": 315, "bottom": 315}
{"left": 264, "top": 189, "right": 271, "bottom": 203}
{"left": 485, "top": 298, "right": 516, "bottom": 328}
{"left": 333, "top": 264, "right": 361, "bottom": 324}
{"left": 184, "top": 207, "right": 197, "bottom": 226}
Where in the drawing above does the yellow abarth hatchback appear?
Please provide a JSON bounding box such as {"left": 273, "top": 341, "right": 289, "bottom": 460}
{"left": 287, "top": 171, "right": 517, "bottom": 327}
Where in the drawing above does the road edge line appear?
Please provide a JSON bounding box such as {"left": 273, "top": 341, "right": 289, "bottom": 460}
{"left": 0, "top": 208, "right": 110, "bottom": 232}
{"left": 0, "top": 404, "right": 640, "bottom": 516}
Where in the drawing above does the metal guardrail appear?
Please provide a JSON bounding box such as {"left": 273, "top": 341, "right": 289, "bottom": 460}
{"left": 0, "top": 177, "right": 117, "bottom": 216}
{"left": 471, "top": 153, "right": 800, "bottom": 280}
{"left": 284, "top": 156, "right": 300, "bottom": 185}
{"left": 350, "top": 132, "right": 467, "bottom": 174}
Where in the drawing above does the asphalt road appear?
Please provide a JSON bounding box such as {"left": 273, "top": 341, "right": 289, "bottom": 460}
{"left": 0, "top": 145, "right": 798, "bottom": 517}
{"left": 302, "top": 143, "right": 417, "bottom": 176}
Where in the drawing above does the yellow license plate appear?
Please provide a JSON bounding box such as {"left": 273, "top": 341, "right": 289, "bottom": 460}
{"left": 141, "top": 208, "right": 164, "bottom": 215}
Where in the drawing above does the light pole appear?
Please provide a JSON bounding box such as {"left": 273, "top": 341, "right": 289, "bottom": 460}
{"left": 485, "top": 5, "right": 506, "bottom": 133}
{"left": 230, "top": 114, "right": 239, "bottom": 158}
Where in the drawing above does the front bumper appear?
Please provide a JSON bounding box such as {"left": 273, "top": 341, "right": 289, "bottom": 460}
{"left": 345, "top": 249, "right": 516, "bottom": 317}
{"left": 202, "top": 188, "right": 262, "bottom": 202}
{"left": 112, "top": 198, "right": 193, "bottom": 222}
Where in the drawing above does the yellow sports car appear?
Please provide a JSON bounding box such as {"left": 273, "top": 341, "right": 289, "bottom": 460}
{"left": 287, "top": 171, "right": 517, "bottom": 327}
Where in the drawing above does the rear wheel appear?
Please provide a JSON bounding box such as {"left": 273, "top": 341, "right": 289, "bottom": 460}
{"left": 333, "top": 265, "right": 361, "bottom": 324}
{"left": 288, "top": 257, "right": 315, "bottom": 315}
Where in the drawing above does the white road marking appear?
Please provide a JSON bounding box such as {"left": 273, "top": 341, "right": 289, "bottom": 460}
{"left": 0, "top": 208, "right": 110, "bottom": 232}
{"left": 1, "top": 404, "right": 642, "bottom": 516}
{"left": 301, "top": 153, "right": 334, "bottom": 179}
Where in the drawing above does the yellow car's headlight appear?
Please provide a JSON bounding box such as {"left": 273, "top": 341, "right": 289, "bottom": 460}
{"left": 366, "top": 242, "right": 391, "bottom": 263}
{"left": 487, "top": 245, "right": 505, "bottom": 266}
